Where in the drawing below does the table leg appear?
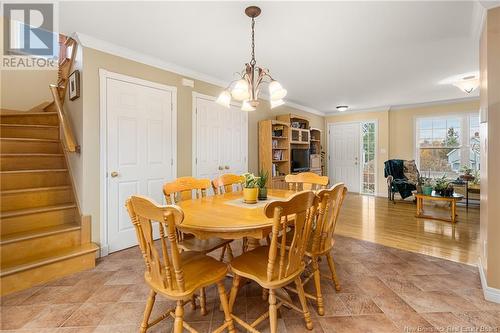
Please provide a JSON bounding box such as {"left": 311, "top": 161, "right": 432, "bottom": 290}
{"left": 466, "top": 181, "right": 469, "bottom": 209}
{"left": 451, "top": 201, "right": 456, "bottom": 223}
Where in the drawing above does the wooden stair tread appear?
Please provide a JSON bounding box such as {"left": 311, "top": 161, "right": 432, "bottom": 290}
{"left": 0, "top": 203, "right": 77, "bottom": 218}
{"left": 0, "top": 137, "right": 60, "bottom": 143}
{"left": 0, "top": 168, "right": 67, "bottom": 174}
{"left": 1, "top": 153, "right": 64, "bottom": 157}
{"left": 0, "top": 223, "right": 80, "bottom": 245}
{"left": 0, "top": 124, "right": 58, "bottom": 128}
{"left": 1, "top": 185, "right": 71, "bottom": 195}
{"left": 0, "top": 112, "right": 57, "bottom": 116}
{"left": 0, "top": 243, "right": 99, "bottom": 277}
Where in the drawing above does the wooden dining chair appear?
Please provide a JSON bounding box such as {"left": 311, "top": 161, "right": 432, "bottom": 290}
{"left": 228, "top": 191, "right": 319, "bottom": 333}
{"left": 125, "top": 195, "right": 235, "bottom": 333}
{"left": 163, "top": 177, "right": 234, "bottom": 315}
{"left": 163, "top": 177, "right": 233, "bottom": 260}
{"left": 285, "top": 172, "right": 329, "bottom": 191}
{"left": 212, "top": 174, "right": 245, "bottom": 195}
{"left": 284, "top": 183, "right": 347, "bottom": 316}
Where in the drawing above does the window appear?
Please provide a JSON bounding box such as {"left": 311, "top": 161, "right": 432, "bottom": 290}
{"left": 361, "top": 122, "right": 376, "bottom": 194}
{"left": 416, "top": 114, "right": 480, "bottom": 178}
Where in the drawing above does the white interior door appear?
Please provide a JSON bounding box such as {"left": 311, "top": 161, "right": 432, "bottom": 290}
{"left": 106, "top": 77, "right": 176, "bottom": 253}
{"left": 194, "top": 96, "right": 248, "bottom": 184}
{"left": 329, "top": 123, "right": 360, "bottom": 193}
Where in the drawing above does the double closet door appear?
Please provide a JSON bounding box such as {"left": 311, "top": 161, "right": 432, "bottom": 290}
{"left": 194, "top": 96, "right": 248, "bottom": 186}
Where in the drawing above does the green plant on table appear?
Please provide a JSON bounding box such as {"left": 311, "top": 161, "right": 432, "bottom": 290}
{"left": 257, "top": 169, "right": 269, "bottom": 188}
{"left": 433, "top": 175, "right": 449, "bottom": 192}
{"left": 460, "top": 165, "right": 473, "bottom": 176}
{"left": 242, "top": 173, "right": 260, "bottom": 189}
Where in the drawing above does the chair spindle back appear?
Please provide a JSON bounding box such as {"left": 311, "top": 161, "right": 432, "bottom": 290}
{"left": 212, "top": 174, "right": 244, "bottom": 195}
{"left": 285, "top": 172, "right": 329, "bottom": 191}
{"left": 264, "top": 191, "right": 318, "bottom": 282}
{"left": 125, "top": 195, "right": 186, "bottom": 292}
{"left": 163, "top": 177, "right": 211, "bottom": 204}
{"left": 312, "top": 183, "right": 347, "bottom": 255}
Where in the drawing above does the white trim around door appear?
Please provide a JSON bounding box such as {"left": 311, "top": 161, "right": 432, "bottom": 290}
{"left": 327, "top": 120, "right": 378, "bottom": 195}
{"left": 99, "top": 69, "right": 177, "bottom": 256}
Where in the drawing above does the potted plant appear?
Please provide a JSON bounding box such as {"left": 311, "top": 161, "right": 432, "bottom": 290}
{"left": 257, "top": 169, "right": 269, "bottom": 200}
{"left": 422, "top": 177, "right": 434, "bottom": 196}
{"left": 434, "top": 175, "right": 449, "bottom": 196}
{"left": 459, "top": 165, "right": 475, "bottom": 182}
{"left": 242, "top": 173, "right": 259, "bottom": 204}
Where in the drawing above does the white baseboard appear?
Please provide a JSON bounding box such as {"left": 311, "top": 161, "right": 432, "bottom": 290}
{"left": 478, "top": 257, "right": 500, "bottom": 304}
{"left": 99, "top": 244, "right": 109, "bottom": 258}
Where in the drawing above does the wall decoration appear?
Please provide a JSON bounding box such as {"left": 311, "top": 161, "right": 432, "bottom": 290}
{"left": 69, "top": 70, "right": 80, "bottom": 100}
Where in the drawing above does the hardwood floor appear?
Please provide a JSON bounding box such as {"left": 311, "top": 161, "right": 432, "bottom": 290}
{"left": 335, "top": 194, "right": 480, "bottom": 265}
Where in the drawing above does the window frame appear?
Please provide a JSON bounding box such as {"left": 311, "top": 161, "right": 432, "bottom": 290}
{"left": 414, "top": 112, "right": 480, "bottom": 177}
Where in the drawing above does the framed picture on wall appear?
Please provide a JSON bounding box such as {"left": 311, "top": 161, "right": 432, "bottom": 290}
{"left": 69, "top": 70, "right": 80, "bottom": 100}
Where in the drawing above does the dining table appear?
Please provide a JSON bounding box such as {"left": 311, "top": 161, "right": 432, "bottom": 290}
{"left": 175, "top": 189, "right": 297, "bottom": 243}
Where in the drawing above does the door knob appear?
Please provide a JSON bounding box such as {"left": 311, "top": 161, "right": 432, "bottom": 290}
{"left": 110, "top": 171, "right": 119, "bottom": 178}
{"left": 218, "top": 166, "right": 223, "bottom": 171}
{"left": 224, "top": 165, "right": 230, "bottom": 170}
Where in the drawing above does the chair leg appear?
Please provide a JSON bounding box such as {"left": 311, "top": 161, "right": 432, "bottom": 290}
{"left": 174, "top": 300, "right": 184, "bottom": 333}
{"left": 200, "top": 287, "right": 207, "bottom": 315}
{"left": 219, "top": 245, "right": 227, "bottom": 262}
{"left": 312, "top": 257, "right": 324, "bottom": 316}
{"left": 140, "top": 289, "right": 156, "bottom": 333}
{"left": 326, "top": 252, "right": 341, "bottom": 291}
{"left": 262, "top": 288, "right": 269, "bottom": 301}
{"left": 268, "top": 289, "right": 278, "bottom": 333}
{"left": 217, "top": 280, "right": 236, "bottom": 333}
{"left": 295, "top": 277, "right": 313, "bottom": 330}
{"left": 228, "top": 274, "right": 241, "bottom": 313}
{"left": 191, "top": 294, "right": 196, "bottom": 310}
{"left": 226, "top": 243, "right": 234, "bottom": 261}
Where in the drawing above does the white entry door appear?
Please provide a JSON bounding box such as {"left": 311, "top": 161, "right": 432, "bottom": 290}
{"left": 194, "top": 96, "right": 248, "bottom": 184}
{"left": 104, "top": 73, "right": 176, "bottom": 253}
{"left": 329, "top": 123, "right": 360, "bottom": 193}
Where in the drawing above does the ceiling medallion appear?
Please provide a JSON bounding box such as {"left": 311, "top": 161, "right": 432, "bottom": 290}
{"left": 216, "top": 6, "right": 287, "bottom": 111}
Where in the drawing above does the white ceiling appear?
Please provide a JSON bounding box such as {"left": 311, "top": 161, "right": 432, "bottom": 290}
{"left": 59, "top": 1, "right": 487, "bottom": 114}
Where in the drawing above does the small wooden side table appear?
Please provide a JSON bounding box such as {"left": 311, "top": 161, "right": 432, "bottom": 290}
{"left": 415, "top": 191, "right": 464, "bottom": 223}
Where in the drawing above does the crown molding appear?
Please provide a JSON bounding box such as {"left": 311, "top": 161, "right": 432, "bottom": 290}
{"left": 389, "top": 96, "right": 479, "bottom": 111}
{"left": 282, "top": 100, "right": 325, "bottom": 116}
{"left": 73, "top": 32, "right": 228, "bottom": 88}
{"left": 71, "top": 32, "right": 325, "bottom": 117}
{"left": 472, "top": 1, "right": 486, "bottom": 44}
{"left": 325, "top": 105, "right": 391, "bottom": 116}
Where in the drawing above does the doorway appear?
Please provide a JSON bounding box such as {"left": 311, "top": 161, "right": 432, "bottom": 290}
{"left": 100, "top": 70, "right": 177, "bottom": 254}
{"left": 192, "top": 93, "right": 248, "bottom": 187}
{"left": 328, "top": 121, "right": 377, "bottom": 194}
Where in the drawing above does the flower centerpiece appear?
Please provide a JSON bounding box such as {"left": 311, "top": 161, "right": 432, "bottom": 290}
{"left": 257, "top": 169, "right": 269, "bottom": 200}
{"left": 242, "top": 173, "right": 260, "bottom": 204}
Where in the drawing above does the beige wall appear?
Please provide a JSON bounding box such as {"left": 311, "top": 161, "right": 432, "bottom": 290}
{"left": 78, "top": 47, "right": 324, "bottom": 244}
{"left": 1, "top": 70, "right": 57, "bottom": 110}
{"left": 480, "top": 6, "right": 500, "bottom": 291}
{"left": 325, "top": 110, "right": 390, "bottom": 196}
{"left": 324, "top": 100, "right": 480, "bottom": 196}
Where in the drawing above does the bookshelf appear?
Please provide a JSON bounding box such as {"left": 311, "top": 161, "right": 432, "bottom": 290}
{"left": 310, "top": 128, "right": 322, "bottom": 175}
{"left": 258, "top": 120, "right": 290, "bottom": 189}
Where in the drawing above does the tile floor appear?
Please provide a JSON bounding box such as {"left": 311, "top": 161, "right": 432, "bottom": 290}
{"left": 1, "top": 236, "right": 499, "bottom": 333}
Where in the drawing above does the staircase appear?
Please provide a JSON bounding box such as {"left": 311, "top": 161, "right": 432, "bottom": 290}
{"left": 0, "top": 37, "right": 98, "bottom": 296}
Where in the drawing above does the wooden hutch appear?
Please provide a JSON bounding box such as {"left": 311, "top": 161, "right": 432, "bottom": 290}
{"left": 259, "top": 114, "right": 323, "bottom": 189}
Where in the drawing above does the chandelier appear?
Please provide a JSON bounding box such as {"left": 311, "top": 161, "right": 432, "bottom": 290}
{"left": 216, "top": 6, "right": 287, "bottom": 111}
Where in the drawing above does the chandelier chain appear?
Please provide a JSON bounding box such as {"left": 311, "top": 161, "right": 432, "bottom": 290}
{"left": 250, "top": 17, "right": 256, "bottom": 66}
